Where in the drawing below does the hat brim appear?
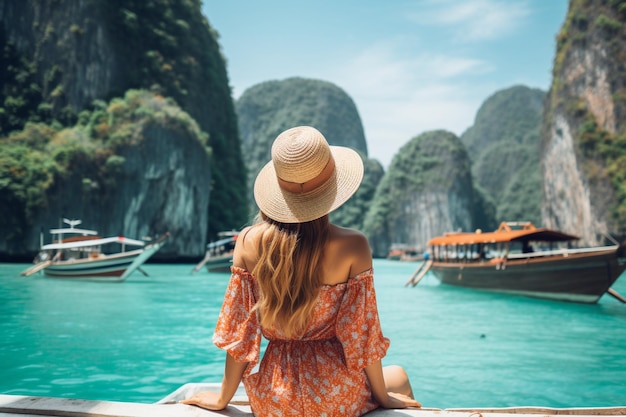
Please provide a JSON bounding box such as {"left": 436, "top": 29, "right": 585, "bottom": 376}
{"left": 254, "top": 146, "right": 364, "bottom": 223}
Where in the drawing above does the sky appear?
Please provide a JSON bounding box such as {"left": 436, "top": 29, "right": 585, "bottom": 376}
{"left": 201, "top": 0, "right": 569, "bottom": 168}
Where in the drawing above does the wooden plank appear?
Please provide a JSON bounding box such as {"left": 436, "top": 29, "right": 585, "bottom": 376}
{"left": 410, "top": 260, "right": 433, "bottom": 286}
{"left": 1, "top": 395, "right": 625, "bottom": 417}
{"left": 607, "top": 287, "right": 626, "bottom": 303}
{"left": 20, "top": 261, "right": 51, "bottom": 277}
{"left": 0, "top": 395, "right": 238, "bottom": 417}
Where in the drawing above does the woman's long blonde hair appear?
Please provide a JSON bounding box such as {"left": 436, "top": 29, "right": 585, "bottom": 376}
{"left": 252, "top": 212, "right": 329, "bottom": 338}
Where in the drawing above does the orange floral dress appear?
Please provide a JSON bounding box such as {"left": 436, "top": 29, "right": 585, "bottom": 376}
{"left": 213, "top": 266, "right": 390, "bottom": 416}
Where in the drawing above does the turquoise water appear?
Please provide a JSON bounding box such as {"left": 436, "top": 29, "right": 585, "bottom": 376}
{"left": 1, "top": 260, "right": 625, "bottom": 409}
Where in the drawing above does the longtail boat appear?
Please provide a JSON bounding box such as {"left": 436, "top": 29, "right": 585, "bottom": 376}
{"left": 419, "top": 221, "right": 626, "bottom": 304}
{"left": 20, "top": 219, "right": 169, "bottom": 281}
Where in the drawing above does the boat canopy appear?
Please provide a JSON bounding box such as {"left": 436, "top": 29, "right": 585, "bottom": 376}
{"left": 428, "top": 222, "right": 579, "bottom": 246}
{"left": 50, "top": 228, "right": 98, "bottom": 236}
{"left": 207, "top": 235, "right": 237, "bottom": 249}
{"left": 41, "top": 236, "right": 146, "bottom": 250}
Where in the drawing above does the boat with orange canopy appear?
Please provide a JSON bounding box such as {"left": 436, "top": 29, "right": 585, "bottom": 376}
{"left": 419, "top": 221, "right": 626, "bottom": 304}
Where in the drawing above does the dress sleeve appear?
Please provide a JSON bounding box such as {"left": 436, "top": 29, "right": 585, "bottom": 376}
{"left": 336, "top": 269, "right": 390, "bottom": 371}
{"left": 212, "top": 267, "right": 261, "bottom": 375}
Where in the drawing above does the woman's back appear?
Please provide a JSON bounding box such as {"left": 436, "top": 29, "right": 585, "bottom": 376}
{"left": 234, "top": 222, "right": 372, "bottom": 287}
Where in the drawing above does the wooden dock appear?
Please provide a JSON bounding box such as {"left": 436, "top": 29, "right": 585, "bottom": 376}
{"left": 1, "top": 394, "right": 625, "bottom": 417}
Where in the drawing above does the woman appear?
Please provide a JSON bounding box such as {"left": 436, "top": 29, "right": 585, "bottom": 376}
{"left": 183, "top": 126, "right": 420, "bottom": 415}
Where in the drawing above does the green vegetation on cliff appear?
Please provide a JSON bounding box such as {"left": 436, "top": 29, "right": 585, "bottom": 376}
{"left": 0, "top": 90, "right": 206, "bottom": 248}
{"left": 461, "top": 85, "right": 545, "bottom": 227}
{"left": 363, "top": 130, "right": 474, "bottom": 239}
{"left": 331, "top": 156, "right": 384, "bottom": 230}
{"left": 550, "top": 0, "right": 626, "bottom": 234}
{"left": 0, "top": 127, "right": 59, "bottom": 243}
{"left": 0, "top": 30, "right": 54, "bottom": 134}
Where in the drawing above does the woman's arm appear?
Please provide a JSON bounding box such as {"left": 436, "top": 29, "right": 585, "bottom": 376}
{"left": 365, "top": 360, "right": 421, "bottom": 409}
{"left": 181, "top": 353, "right": 248, "bottom": 410}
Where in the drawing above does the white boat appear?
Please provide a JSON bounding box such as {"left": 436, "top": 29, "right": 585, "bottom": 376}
{"left": 192, "top": 230, "right": 238, "bottom": 273}
{"left": 20, "top": 219, "right": 169, "bottom": 281}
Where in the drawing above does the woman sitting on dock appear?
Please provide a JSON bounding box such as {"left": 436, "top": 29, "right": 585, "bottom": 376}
{"left": 182, "top": 126, "right": 420, "bottom": 415}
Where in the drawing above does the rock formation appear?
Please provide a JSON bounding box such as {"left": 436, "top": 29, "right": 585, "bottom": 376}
{"left": 0, "top": 92, "right": 210, "bottom": 259}
{"left": 363, "top": 130, "right": 475, "bottom": 257}
{"left": 461, "top": 85, "right": 545, "bottom": 227}
{"left": 541, "top": 0, "right": 626, "bottom": 244}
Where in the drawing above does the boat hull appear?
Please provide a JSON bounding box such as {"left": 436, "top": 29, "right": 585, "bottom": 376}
{"left": 192, "top": 231, "right": 237, "bottom": 274}
{"left": 205, "top": 255, "right": 233, "bottom": 273}
{"left": 42, "top": 250, "right": 141, "bottom": 281}
{"left": 42, "top": 237, "right": 168, "bottom": 281}
{"left": 429, "top": 248, "right": 626, "bottom": 303}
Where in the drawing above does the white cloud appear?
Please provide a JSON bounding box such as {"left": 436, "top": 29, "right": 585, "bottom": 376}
{"left": 408, "top": 0, "right": 531, "bottom": 41}
{"left": 354, "top": 84, "right": 480, "bottom": 167}
{"left": 329, "top": 40, "right": 491, "bottom": 167}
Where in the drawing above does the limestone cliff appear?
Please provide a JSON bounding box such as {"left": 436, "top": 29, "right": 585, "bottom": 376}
{"left": 27, "top": 123, "right": 210, "bottom": 259}
{"left": 0, "top": 91, "right": 210, "bottom": 259}
{"left": 541, "top": 0, "right": 626, "bottom": 244}
{"left": 461, "top": 85, "right": 545, "bottom": 227}
{"left": 0, "top": 1, "right": 123, "bottom": 117}
{"left": 363, "top": 130, "right": 475, "bottom": 257}
{"left": 0, "top": 0, "right": 247, "bottom": 258}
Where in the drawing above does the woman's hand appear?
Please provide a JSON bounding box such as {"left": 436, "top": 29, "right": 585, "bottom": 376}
{"left": 182, "top": 353, "right": 248, "bottom": 411}
{"left": 380, "top": 392, "right": 422, "bottom": 409}
{"left": 180, "top": 391, "right": 227, "bottom": 411}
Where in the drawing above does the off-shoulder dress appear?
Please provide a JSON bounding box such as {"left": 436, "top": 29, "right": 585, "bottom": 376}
{"left": 213, "top": 266, "right": 390, "bottom": 416}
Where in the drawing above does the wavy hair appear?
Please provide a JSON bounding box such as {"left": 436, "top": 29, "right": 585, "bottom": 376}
{"left": 252, "top": 212, "right": 329, "bottom": 338}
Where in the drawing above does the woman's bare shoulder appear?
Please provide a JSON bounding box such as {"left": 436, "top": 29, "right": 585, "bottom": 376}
{"left": 232, "top": 225, "right": 261, "bottom": 270}
{"left": 329, "top": 224, "right": 369, "bottom": 248}
{"left": 325, "top": 225, "right": 372, "bottom": 281}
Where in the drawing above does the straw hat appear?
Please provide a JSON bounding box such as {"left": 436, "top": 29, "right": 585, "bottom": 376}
{"left": 254, "top": 126, "right": 364, "bottom": 223}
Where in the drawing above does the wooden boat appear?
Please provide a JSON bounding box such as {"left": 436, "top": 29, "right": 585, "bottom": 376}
{"left": 416, "top": 221, "right": 626, "bottom": 304}
{"left": 21, "top": 219, "right": 169, "bottom": 281}
{"left": 192, "top": 231, "right": 238, "bottom": 273}
{"left": 388, "top": 243, "right": 424, "bottom": 261}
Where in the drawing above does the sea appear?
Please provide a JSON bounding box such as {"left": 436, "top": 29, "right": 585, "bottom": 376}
{"left": 1, "top": 260, "right": 625, "bottom": 409}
